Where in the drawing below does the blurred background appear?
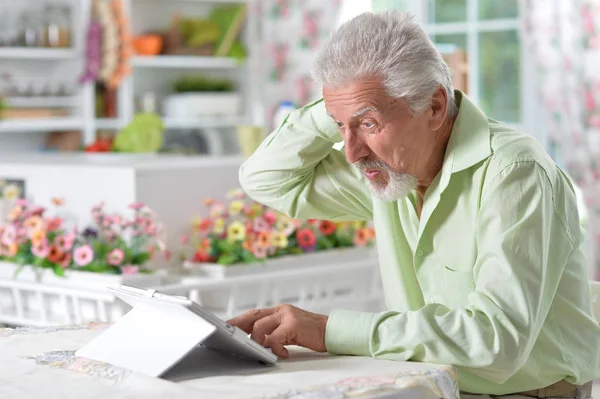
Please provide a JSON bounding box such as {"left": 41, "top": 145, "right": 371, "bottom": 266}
{"left": 0, "top": 1, "right": 599, "bottom": 282}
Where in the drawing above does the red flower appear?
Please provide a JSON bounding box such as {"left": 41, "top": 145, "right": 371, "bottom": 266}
{"left": 197, "top": 218, "right": 213, "bottom": 231}
{"left": 319, "top": 220, "right": 336, "bottom": 236}
{"left": 296, "top": 228, "right": 316, "bottom": 248}
{"left": 192, "top": 250, "right": 214, "bottom": 263}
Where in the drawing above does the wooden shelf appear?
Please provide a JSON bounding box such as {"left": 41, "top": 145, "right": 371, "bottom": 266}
{"left": 131, "top": 55, "right": 242, "bottom": 69}
{"left": 0, "top": 47, "right": 77, "bottom": 60}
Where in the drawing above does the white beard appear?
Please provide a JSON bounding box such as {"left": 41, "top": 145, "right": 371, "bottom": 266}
{"left": 355, "top": 159, "right": 418, "bottom": 201}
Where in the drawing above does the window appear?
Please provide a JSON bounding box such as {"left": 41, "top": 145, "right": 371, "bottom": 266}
{"left": 371, "top": 0, "right": 535, "bottom": 132}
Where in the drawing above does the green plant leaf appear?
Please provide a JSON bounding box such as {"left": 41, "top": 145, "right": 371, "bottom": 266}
{"left": 53, "top": 264, "right": 65, "bottom": 277}
{"left": 217, "top": 253, "right": 239, "bottom": 265}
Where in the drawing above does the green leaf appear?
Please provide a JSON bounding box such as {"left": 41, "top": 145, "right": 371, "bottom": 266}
{"left": 53, "top": 264, "right": 65, "bottom": 277}
{"left": 131, "top": 252, "right": 150, "bottom": 265}
{"left": 12, "top": 264, "right": 25, "bottom": 278}
{"left": 217, "top": 254, "right": 239, "bottom": 265}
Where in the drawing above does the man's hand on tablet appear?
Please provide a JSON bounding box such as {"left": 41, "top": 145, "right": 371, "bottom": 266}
{"left": 227, "top": 304, "right": 328, "bottom": 359}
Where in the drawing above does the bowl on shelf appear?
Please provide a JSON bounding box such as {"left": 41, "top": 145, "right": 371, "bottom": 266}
{"left": 133, "top": 34, "right": 164, "bottom": 56}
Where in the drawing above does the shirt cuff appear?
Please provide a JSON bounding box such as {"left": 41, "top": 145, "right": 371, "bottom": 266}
{"left": 325, "top": 309, "right": 376, "bottom": 356}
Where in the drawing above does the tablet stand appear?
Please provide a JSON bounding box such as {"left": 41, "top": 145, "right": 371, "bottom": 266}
{"left": 76, "top": 304, "right": 218, "bottom": 378}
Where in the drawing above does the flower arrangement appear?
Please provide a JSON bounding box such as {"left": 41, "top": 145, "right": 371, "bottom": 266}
{"left": 0, "top": 199, "right": 168, "bottom": 277}
{"left": 180, "top": 189, "right": 376, "bottom": 266}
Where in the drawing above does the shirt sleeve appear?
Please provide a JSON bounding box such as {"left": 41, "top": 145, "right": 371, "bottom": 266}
{"left": 239, "top": 99, "right": 373, "bottom": 221}
{"left": 325, "top": 161, "right": 576, "bottom": 384}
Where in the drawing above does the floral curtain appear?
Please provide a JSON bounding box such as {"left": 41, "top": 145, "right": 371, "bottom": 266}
{"left": 250, "top": 0, "right": 343, "bottom": 131}
{"left": 520, "top": 0, "right": 600, "bottom": 279}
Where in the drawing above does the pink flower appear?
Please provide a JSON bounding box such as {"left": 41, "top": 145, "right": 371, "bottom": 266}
{"left": 210, "top": 203, "right": 225, "bottom": 218}
{"left": 15, "top": 199, "right": 28, "bottom": 207}
{"left": 263, "top": 211, "right": 277, "bottom": 225}
{"left": 129, "top": 202, "right": 145, "bottom": 210}
{"left": 73, "top": 245, "right": 94, "bottom": 266}
{"left": 144, "top": 224, "right": 157, "bottom": 236}
{"left": 1, "top": 225, "right": 16, "bottom": 246}
{"left": 107, "top": 248, "right": 124, "bottom": 266}
{"left": 54, "top": 233, "right": 75, "bottom": 252}
{"left": 121, "top": 265, "right": 139, "bottom": 275}
{"left": 46, "top": 218, "right": 62, "bottom": 232}
{"left": 589, "top": 114, "right": 600, "bottom": 128}
{"left": 253, "top": 217, "right": 271, "bottom": 233}
{"left": 30, "top": 207, "right": 45, "bottom": 217}
{"left": 181, "top": 234, "right": 190, "bottom": 245}
{"left": 252, "top": 243, "right": 267, "bottom": 259}
{"left": 92, "top": 202, "right": 105, "bottom": 213}
{"left": 32, "top": 242, "right": 50, "bottom": 258}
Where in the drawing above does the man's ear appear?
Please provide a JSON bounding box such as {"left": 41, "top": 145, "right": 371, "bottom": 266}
{"left": 429, "top": 87, "right": 448, "bottom": 131}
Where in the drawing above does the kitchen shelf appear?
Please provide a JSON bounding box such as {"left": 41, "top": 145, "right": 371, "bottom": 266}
{"left": 0, "top": 47, "right": 77, "bottom": 60}
{"left": 95, "top": 118, "right": 122, "bottom": 130}
{"left": 0, "top": 118, "right": 82, "bottom": 133}
{"left": 5, "top": 96, "right": 80, "bottom": 108}
{"left": 131, "top": 55, "right": 242, "bottom": 69}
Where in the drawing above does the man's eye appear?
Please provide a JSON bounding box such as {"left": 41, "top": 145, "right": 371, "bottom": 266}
{"left": 336, "top": 122, "right": 344, "bottom": 128}
{"left": 363, "top": 121, "right": 375, "bottom": 128}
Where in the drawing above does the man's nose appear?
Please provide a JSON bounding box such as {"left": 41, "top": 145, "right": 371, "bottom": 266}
{"left": 344, "top": 132, "right": 369, "bottom": 164}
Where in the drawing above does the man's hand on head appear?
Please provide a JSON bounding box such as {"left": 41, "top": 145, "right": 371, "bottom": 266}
{"left": 227, "top": 304, "right": 329, "bottom": 359}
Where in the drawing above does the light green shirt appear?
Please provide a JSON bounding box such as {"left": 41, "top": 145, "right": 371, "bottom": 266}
{"left": 239, "top": 91, "right": 600, "bottom": 395}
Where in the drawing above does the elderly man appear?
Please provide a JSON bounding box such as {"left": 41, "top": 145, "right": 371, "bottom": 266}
{"left": 230, "top": 11, "right": 600, "bottom": 398}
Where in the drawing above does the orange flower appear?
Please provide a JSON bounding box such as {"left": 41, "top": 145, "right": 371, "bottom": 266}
{"left": 7, "top": 206, "right": 22, "bottom": 222}
{"left": 319, "top": 220, "right": 336, "bottom": 236}
{"left": 51, "top": 197, "right": 65, "bottom": 206}
{"left": 29, "top": 228, "right": 46, "bottom": 246}
{"left": 368, "top": 227, "right": 376, "bottom": 239}
{"left": 353, "top": 228, "right": 370, "bottom": 247}
{"left": 202, "top": 198, "right": 215, "bottom": 206}
{"left": 6, "top": 242, "right": 18, "bottom": 257}
{"left": 256, "top": 231, "right": 271, "bottom": 249}
{"left": 242, "top": 237, "right": 253, "bottom": 251}
{"left": 47, "top": 245, "right": 64, "bottom": 264}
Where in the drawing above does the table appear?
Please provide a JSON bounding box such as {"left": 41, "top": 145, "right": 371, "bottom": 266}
{"left": 0, "top": 323, "right": 459, "bottom": 399}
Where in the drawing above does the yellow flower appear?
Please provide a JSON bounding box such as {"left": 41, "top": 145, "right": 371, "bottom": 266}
{"left": 271, "top": 232, "right": 288, "bottom": 248}
{"left": 227, "top": 221, "right": 246, "bottom": 242}
{"left": 228, "top": 200, "right": 244, "bottom": 216}
{"left": 3, "top": 184, "right": 21, "bottom": 200}
{"left": 275, "top": 214, "right": 295, "bottom": 235}
{"left": 351, "top": 221, "right": 364, "bottom": 230}
{"left": 213, "top": 218, "right": 225, "bottom": 234}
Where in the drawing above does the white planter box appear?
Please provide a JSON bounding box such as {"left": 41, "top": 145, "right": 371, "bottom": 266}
{"left": 163, "top": 92, "right": 241, "bottom": 118}
{"left": 0, "top": 261, "right": 167, "bottom": 326}
{"left": 181, "top": 247, "right": 378, "bottom": 311}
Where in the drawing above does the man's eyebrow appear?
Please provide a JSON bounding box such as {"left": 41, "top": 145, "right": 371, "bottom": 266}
{"left": 326, "top": 106, "right": 378, "bottom": 120}
{"left": 351, "top": 106, "right": 377, "bottom": 118}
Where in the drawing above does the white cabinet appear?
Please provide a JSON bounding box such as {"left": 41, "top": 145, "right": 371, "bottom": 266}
{"left": 0, "top": 153, "right": 244, "bottom": 252}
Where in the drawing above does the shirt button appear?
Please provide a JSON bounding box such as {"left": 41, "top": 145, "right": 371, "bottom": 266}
{"left": 429, "top": 296, "right": 436, "bottom": 303}
{"left": 416, "top": 248, "right": 424, "bottom": 256}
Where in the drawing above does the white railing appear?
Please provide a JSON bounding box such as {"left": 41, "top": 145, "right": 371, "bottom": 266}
{"left": 0, "top": 259, "right": 384, "bottom": 327}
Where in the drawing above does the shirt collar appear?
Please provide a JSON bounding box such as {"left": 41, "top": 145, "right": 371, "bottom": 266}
{"left": 445, "top": 90, "right": 492, "bottom": 174}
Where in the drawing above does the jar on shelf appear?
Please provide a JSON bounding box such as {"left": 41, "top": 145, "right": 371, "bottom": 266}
{"left": 20, "top": 8, "right": 44, "bottom": 47}
{"left": 45, "top": 5, "right": 72, "bottom": 48}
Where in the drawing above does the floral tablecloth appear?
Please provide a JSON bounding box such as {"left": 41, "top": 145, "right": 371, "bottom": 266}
{"left": 0, "top": 323, "right": 459, "bottom": 399}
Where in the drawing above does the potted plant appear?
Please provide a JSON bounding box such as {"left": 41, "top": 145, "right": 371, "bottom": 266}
{"left": 0, "top": 199, "right": 171, "bottom": 321}
{"left": 162, "top": 75, "right": 241, "bottom": 119}
{"left": 179, "top": 189, "right": 377, "bottom": 308}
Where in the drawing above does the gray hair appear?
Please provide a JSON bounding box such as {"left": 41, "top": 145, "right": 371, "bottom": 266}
{"left": 312, "top": 11, "right": 458, "bottom": 118}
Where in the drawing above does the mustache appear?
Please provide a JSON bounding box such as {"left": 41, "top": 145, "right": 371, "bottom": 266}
{"left": 354, "top": 159, "right": 391, "bottom": 171}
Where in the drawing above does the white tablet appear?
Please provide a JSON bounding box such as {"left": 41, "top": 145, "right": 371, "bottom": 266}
{"left": 75, "top": 284, "right": 277, "bottom": 379}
